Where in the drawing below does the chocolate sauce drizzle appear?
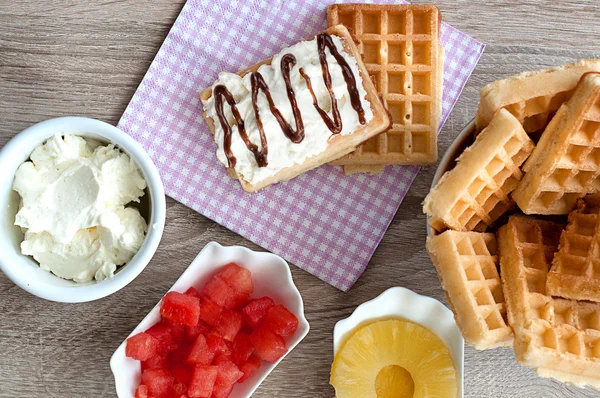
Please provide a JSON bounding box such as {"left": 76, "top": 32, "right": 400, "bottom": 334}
{"left": 214, "top": 33, "right": 367, "bottom": 169}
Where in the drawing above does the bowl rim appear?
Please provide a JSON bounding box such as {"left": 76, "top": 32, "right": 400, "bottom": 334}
{"left": 332, "top": 286, "right": 464, "bottom": 397}
{"left": 426, "top": 118, "right": 477, "bottom": 236}
{"left": 0, "top": 116, "right": 166, "bottom": 302}
{"left": 110, "top": 241, "right": 310, "bottom": 398}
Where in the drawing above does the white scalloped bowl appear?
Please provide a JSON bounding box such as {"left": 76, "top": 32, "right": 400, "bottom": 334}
{"left": 110, "top": 241, "right": 310, "bottom": 398}
{"left": 333, "top": 287, "right": 464, "bottom": 397}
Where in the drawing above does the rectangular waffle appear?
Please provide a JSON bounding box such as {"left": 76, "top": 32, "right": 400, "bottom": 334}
{"left": 328, "top": 4, "right": 443, "bottom": 172}
{"left": 427, "top": 231, "right": 513, "bottom": 350}
{"left": 200, "top": 25, "right": 391, "bottom": 193}
{"left": 512, "top": 72, "right": 600, "bottom": 214}
{"left": 476, "top": 59, "right": 600, "bottom": 134}
{"left": 498, "top": 216, "right": 600, "bottom": 389}
{"left": 547, "top": 194, "right": 600, "bottom": 302}
{"left": 423, "top": 109, "right": 534, "bottom": 232}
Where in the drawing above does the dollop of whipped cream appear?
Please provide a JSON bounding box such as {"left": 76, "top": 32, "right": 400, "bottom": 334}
{"left": 13, "top": 134, "right": 148, "bottom": 282}
{"left": 203, "top": 34, "right": 374, "bottom": 185}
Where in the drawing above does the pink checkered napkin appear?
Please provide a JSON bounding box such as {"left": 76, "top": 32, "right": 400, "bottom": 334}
{"left": 118, "top": 0, "right": 485, "bottom": 291}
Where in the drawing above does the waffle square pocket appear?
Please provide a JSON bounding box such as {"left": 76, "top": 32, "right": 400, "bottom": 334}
{"left": 328, "top": 4, "right": 443, "bottom": 172}
{"left": 424, "top": 109, "right": 534, "bottom": 232}
{"left": 546, "top": 194, "right": 600, "bottom": 302}
{"left": 513, "top": 72, "right": 600, "bottom": 214}
{"left": 427, "top": 231, "right": 513, "bottom": 349}
{"left": 498, "top": 216, "right": 600, "bottom": 389}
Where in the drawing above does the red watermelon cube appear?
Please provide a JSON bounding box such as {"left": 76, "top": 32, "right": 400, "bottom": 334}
{"left": 242, "top": 297, "right": 274, "bottom": 328}
{"left": 185, "top": 286, "right": 202, "bottom": 299}
{"left": 231, "top": 332, "right": 254, "bottom": 367}
{"left": 202, "top": 276, "right": 236, "bottom": 309}
{"left": 147, "top": 323, "right": 178, "bottom": 355}
{"left": 250, "top": 326, "right": 288, "bottom": 363}
{"left": 218, "top": 263, "right": 254, "bottom": 296}
{"left": 161, "top": 291, "right": 200, "bottom": 327}
{"left": 211, "top": 383, "right": 233, "bottom": 398}
{"left": 206, "top": 332, "right": 232, "bottom": 357}
{"left": 141, "top": 368, "right": 174, "bottom": 397}
{"left": 214, "top": 310, "right": 243, "bottom": 342}
{"left": 162, "top": 319, "right": 186, "bottom": 341}
{"left": 134, "top": 385, "right": 148, "bottom": 398}
{"left": 142, "top": 354, "right": 168, "bottom": 371}
{"left": 239, "top": 353, "right": 261, "bottom": 383}
{"left": 126, "top": 332, "right": 160, "bottom": 361}
{"left": 186, "top": 334, "right": 215, "bottom": 365}
{"left": 188, "top": 365, "right": 218, "bottom": 398}
{"left": 185, "top": 321, "right": 210, "bottom": 343}
{"left": 171, "top": 382, "right": 187, "bottom": 395}
{"left": 213, "top": 354, "right": 243, "bottom": 393}
{"left": 198, "top": 297, "right": 222, "bottom": 327}
{"left": 168, "top": 344, "right": 193, "bottom": 384}
{"left": 262, "top": 305, "right": 299, "bottom": 337}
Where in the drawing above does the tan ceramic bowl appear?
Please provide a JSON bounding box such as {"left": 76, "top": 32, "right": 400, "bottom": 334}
{"left": 426, "top": 119, "right": 477, "bottom": 236}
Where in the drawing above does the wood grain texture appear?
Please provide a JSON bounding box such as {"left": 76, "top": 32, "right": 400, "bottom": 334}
{"left": 1, "top": 1, "right": 600, "bottom": 397}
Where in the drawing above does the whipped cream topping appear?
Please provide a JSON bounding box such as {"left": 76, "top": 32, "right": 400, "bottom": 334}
{"left": 203, "top": 34, "right": 374, "bottom": 185}
{"left": 13, "top": 134, "right": 148, "bottom": 282}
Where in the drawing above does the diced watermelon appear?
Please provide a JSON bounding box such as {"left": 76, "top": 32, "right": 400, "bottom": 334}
{"left": 186, "top": 334, "right": 215, "bottom": 365}
{"left": 135, "top": 385, "right": 148, "bottom": 398}
{"left": 188, "top": 365, "right": 218, "bottom": 398}
{"left": 239, "top": 353, "right": 261, "bottom": 383}
{"left": 172, "top": 382, "right": 187, "bottom": 395}
{"left": 262, "top": 305, "right": 299, "bottom": 337}
{"left": 214, "top": 310, "right": 243, "bottom": 342}
{"left": 126, "top": 332, "right": 160, "bottom": 361}
{"left": 231, "top": 332, "right": 254, "bottom": 367}
{"left": 168, "top": 344, "right": 194, "bottom": 384}
{"left": 218, "top": 263, "right": 254, "bottom": 296}
{"left": 250, "top": 326, "right": 288, "bottom": 363}
{"left": 211, "top": 383, "right": 233, "bottom": 398}
{"left": 242, "top": 297, "right": 274, "bottom": 328}
{"left": 198, "top": 297, "right": 223, "bottom": 327}
{"left": 185, "top": 321, "right": 210, "bottom": 343}
{"left": 162, "top": 319, "right": 186, "bottom": 341}
{"left": 141, "top": 368, "right": 174, "bottom": 397}
{"left": 161, "top": 292, "right": 201, "bottom": 327}
{"left": 202, "top": 276, "right": 237, "bottom": 309}
{"left": 185, "top": 286, "right": 202, "bottom": 299}
{"left": 147, "top": 323, "right": 178, "bottom": 355}
{"left": 206, "top": 332, "right": 232, "bottom": 357}
{"left": 213, "top": 354, "right": 243, "bottom": 393}
{"left": 142, "top": 354, "right": 168, "bottom": 371}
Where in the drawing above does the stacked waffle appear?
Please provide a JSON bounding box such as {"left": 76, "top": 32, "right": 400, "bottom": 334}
{"left": 425, "top": 63, "right": 600, "bottom": 389}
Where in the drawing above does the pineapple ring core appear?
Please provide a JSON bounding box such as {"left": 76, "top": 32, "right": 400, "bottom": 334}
{"left": 330, "top": 319, "right": 458, "bottom": 398}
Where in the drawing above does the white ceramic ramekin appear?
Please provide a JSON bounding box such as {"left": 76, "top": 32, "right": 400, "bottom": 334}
{"left": 333, "top": 287, "right": 464, "bottom": 397}
{"left": 0, "top": 116, "right": 166, "bottom": 302}
{"left": 110, "top": 241, "right": 310, "bottom": 398}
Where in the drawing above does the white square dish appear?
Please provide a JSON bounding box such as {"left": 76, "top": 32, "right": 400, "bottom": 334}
{"left": 110, "top": 241, "right": 310, "bottom": 398}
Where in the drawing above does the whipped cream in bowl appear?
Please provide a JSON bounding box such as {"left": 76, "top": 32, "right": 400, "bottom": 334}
{"left": 0, "top": 117, "right": 166, "bottom": 302}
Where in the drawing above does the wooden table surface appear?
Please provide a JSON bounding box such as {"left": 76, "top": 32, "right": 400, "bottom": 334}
{"left": 1, "top": 1, "right": 600, "bottom": 397}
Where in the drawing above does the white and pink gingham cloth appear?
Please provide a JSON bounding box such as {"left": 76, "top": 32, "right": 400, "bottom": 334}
{"left": 119, "top": 0, "right": 485, "bottom": 291}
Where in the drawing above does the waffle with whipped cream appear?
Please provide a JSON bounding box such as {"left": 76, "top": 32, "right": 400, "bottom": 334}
{"left": 200, "top": 25, "right": 390, "bottom": 192}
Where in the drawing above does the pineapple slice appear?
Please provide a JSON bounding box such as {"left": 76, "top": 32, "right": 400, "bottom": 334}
{"left": 330, "top": 319, "right": 458, "bottom": 398}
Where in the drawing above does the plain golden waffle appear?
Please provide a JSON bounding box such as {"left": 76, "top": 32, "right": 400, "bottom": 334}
{"left": 476, "top": 59, "right": 600, "bottom": 134}
{"left": 424, "top": 109, "right": 534, "bottom": 232}
{"left": 512, "top": 72, "right": 600, "bottom": 214}
{"left": 200, "top": 25, "right": 391, "bottom": 193}
{"left": 427, "top": 231, "right": 513, "bottom": 350}
{"left": 547, "top": 194, "right": 600, "bottom": 302}
{"left": 498, "top": 216, "right": 600, "bottom": 389}
{"left": 328, "top": 4, "right": 443, "bottom": 172}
